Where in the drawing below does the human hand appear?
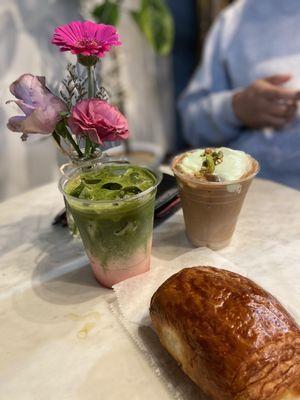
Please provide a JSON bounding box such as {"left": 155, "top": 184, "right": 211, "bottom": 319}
{"left": 232, "top": 74, "right": 300, "bottom": 129}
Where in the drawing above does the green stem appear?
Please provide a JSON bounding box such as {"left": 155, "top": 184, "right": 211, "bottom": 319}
{"left": 87, "top": 66, "right": 94, "bottom": 98}
{"left": 84, "top": 138, "right": 92, "bottom": 157}
{"left": 65, "top": 130, "right": 84, "bottom": 158}
{"left": 124, "top": 139, "right": 130, "bottom": 155}
{"left": 52, "top": 131, "right": 70, "bottom": 157}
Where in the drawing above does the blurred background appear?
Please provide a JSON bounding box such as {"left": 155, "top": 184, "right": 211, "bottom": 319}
{"left": 0, "top": 0, "right": 234, "bottom": 201}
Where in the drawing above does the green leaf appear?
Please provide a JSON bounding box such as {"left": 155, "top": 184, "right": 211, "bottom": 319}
{"left": 130, "top": 10, "right": 141, "bottom": 26}
{"left": 92, "top": 1, "right": 120, "bottom": 26}
{"left": 132, "top": 0, "right": 174, "bottom": 56}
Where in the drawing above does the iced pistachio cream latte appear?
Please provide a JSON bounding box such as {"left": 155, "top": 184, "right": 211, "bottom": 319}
{"left": 175, "top": 147, "right": 255, "bottom": 182}
{"left": 172, "top": 148, "right": 259, "bottom": 250}
{"left": 60, "top": 163, "right": 160, "bottom": 288}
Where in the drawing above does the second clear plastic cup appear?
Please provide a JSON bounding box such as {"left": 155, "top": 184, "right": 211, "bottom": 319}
{"left": 172, "top": 154, "right": 259, "bottom": 250}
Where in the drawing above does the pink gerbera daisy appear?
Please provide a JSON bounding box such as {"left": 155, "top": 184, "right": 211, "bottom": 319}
{"left": 51, "top": 20, "right": 121, "bottom": 58}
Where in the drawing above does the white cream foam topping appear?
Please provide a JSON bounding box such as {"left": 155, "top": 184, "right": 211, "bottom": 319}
{"left": 178, "top": 147, "right": 252, "bottom": 182}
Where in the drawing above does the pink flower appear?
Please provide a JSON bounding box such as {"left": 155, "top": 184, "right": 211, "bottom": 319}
{"left": 68, "top": 99, "right": 129, "bottom": 145}
{"left": 6, "top": 74, "right": 67, "bottom": 137}
{"left": 51, "top": 20, "right": 121, "bottom": 57}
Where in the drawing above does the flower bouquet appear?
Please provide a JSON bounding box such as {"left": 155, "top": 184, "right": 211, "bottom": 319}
{"left": 7, "top": 20, "right": 130, "bottom": 233}
{"left": 7, "top": 20, "right": 128, "bottom": 160}
{"left": 6, "top": 21, "right": 161, "bottom": 287}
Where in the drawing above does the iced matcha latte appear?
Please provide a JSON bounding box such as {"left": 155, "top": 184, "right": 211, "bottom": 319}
{"left": 60, "top": 162, "right": 161, "bottom": 288}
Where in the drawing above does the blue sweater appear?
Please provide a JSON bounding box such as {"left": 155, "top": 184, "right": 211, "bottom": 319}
{"left": 179, "top": 0, "right": 300, "bottom": 189}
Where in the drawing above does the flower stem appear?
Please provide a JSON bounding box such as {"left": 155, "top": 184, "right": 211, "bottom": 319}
{"left": 84, "top": 138, "right": 92, "bottom": 157}
{"left": 124, "top": 139, "right": 130, "bottom": 155}
{"left": 65, "top": 130, "right": 84, "bottom": 158}
{"left": 87, "top": 66, "right": 94, "bottom": 98}
{"left": 52, "top": 131, "right": 71, "bottom": 158}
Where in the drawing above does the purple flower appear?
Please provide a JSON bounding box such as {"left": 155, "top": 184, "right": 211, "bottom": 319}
{"left": 68, "top": 99, "right": 129, "bottom": 145}
{"left": 51, "top": 21, "right": 121, "bottom": 58}
{"left": 6, "top": 74, "right": 67, "bottom": 138}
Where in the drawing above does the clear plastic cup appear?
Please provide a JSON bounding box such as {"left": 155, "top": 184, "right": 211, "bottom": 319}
{"left": 172, "top": 153, "right": 259, "bottom": 250}
{"left": 59, "top": 161, "right": 162, "bottom": 288}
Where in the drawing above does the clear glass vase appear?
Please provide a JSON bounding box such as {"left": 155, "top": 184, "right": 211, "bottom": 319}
{"left": 59, "top": 150, "right": 105, "bottom": 235}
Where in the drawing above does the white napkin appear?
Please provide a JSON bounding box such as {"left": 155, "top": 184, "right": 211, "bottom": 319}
{"left": 113, "top": 247, "right": 240, "bottom": 326}
{"left": 220, "top": 240, "right": 300, "bottom": 324}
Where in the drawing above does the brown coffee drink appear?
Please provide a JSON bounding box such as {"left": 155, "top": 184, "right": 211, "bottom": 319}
{"left": 172, "top": 148, "right": 259, "bottom": 250}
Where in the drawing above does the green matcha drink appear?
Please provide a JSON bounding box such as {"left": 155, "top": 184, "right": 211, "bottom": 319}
{"left": 60, "top": 162, "right": 161, "bottom": 287}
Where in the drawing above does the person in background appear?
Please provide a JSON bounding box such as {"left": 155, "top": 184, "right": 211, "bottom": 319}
{"left": 179, "top": 0, "right": 300, "bottom": 189}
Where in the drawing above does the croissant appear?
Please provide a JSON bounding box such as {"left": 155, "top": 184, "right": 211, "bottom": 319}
{"left": 150, "top": 266, "right": 300, "bottom": 400}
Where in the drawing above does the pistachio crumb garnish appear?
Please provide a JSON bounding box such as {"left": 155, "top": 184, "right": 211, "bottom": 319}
{"left": 198, "top": 148, "right": 224, "bottom": 178}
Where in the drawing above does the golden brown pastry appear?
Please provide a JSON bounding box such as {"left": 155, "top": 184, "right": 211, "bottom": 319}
{"left": 150, "top": 267, "right": 300, "bottom": 400}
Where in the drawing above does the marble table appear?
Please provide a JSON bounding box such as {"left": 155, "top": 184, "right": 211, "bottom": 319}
{"left": 0, "top": 178, "right": 299, "bottom": 400}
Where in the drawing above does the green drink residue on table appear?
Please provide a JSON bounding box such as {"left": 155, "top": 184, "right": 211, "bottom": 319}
{"left": 64, "top": 165, "right": 158, "bottom": 268}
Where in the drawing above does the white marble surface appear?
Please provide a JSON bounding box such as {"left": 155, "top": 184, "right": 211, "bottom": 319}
{"left": 0, "top": 178, "right": 300, "bottom": 399}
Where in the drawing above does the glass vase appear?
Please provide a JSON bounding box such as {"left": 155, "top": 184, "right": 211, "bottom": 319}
{"left": 59, "top": 150, "right": 104, "bottom": 235}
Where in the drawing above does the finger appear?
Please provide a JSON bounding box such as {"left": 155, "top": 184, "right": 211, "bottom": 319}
{"left": 264, "top": 114, "right": 288, "bottom": 129}
{"left": 268, "top": 103, "right": 297, "bottom": 118}
{"left": 287, "top": 103, "right": 297, "bottom": 115}
{"left": 264, "top": 74, "right": 292, "bottom": 86}
{"left": 276, "top": 99, "right": 298, "bottom": 107}
{"left": 265, "top": 87, "right": 299, "bottom": 102}
{"left": 286, "top": 106, "right": 298, "bottom": 122}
